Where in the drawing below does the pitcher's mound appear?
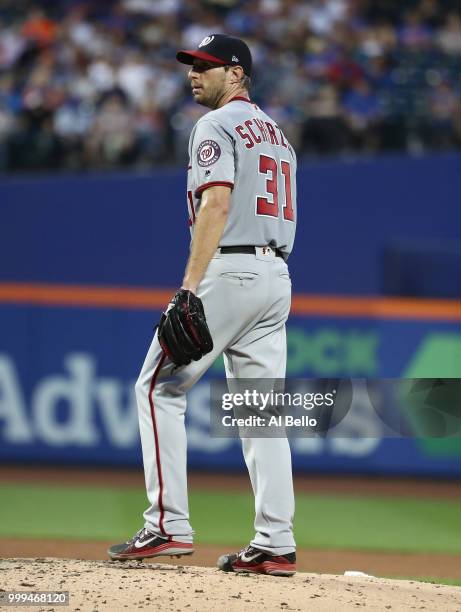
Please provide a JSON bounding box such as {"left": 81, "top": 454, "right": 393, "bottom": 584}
{"left": 1, "top": 558, "right": 460, "bottom": 611}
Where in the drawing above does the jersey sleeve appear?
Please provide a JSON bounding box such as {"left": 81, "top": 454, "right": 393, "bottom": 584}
{"left": 190, "top": 119, "right": 235, "bottom": 198}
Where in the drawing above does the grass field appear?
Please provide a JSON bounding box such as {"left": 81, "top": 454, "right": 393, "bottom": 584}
{"left": 2, "top": 483, "right": 461, "bottom": 555}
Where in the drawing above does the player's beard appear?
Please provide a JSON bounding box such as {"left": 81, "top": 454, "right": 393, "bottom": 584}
{"left": 192, "top": 77, "right": 227, "bottom": 110}
{"left": 192, "top": 89, "right": 209, "bottom": 107}
{"left": 195, "top": 90, "right": 225, "bottom": 110}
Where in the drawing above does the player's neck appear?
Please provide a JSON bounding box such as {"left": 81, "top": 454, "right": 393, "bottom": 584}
{"left": 214, "top": 87, "right": 250, "bottom": 109}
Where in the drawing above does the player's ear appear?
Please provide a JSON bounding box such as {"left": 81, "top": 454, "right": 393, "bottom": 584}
{"left": 230, "top": 65, "right": 244, "bottom": 84}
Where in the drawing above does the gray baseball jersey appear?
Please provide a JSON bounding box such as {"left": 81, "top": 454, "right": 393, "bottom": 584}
{"left": 187, "top": 97, "right": 297, "bottom": 257}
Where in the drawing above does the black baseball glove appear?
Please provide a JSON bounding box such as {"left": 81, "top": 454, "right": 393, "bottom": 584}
{"left": 157, "top": 289, "right": 213, "bottom": 366}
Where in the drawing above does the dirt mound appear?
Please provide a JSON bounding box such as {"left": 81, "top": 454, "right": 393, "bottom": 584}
{"left": 4, "top": 539, "right": 461, "bottom": 582}
{"left": 1, "top": 558, "right": 460, "bottom": 611}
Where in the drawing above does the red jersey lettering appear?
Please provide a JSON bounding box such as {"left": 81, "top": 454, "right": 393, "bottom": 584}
{"left": 245, "top": 119, "right": 262, "bottom": 144}
{"left": 235, "top": 124, "right": 254, "bottom": 149}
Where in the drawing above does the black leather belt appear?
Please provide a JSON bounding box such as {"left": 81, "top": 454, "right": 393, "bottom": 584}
{"left": 220, "top": 246, "right": 284, "bottom": 259}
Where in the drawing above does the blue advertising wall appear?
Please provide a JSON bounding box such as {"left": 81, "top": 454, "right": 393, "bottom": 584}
{"left": 1, "top": 153, "right": 460, "bottom": 294}
{"left": 1, "top": 153, "right": 460, "bottom": 475}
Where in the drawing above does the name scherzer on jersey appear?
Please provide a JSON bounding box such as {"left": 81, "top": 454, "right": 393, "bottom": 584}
{"left": 187, "top": 98, "right": 297, "bottom": 258}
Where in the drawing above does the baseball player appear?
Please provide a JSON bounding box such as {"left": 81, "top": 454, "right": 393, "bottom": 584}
{"left": 108, "top": 34, "right": 297, "bottom": 576}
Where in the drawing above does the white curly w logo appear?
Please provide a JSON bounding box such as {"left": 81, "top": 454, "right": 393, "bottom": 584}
{"left": 199, "top": 36, "right": 214, "bottom": 47}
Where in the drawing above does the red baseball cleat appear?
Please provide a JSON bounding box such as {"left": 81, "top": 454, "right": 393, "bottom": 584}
{"left": 217, "top": 544, "right": 296, "bottom": 576}
{"left": 108, "top": 528, "right": 194, "bottom": 561}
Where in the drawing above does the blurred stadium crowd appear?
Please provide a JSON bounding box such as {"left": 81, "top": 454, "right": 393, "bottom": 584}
{"left": 1, "top": 0, "right": 461, "bottom": 173}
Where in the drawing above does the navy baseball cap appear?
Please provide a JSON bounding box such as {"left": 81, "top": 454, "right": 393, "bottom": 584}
{"left": 177, "top": 34, "right": 252, "bottom": 76}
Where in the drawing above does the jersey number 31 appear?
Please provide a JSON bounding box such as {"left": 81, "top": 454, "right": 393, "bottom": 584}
{"left": 256, "top": 155, "right": 294, "bottom": 222}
